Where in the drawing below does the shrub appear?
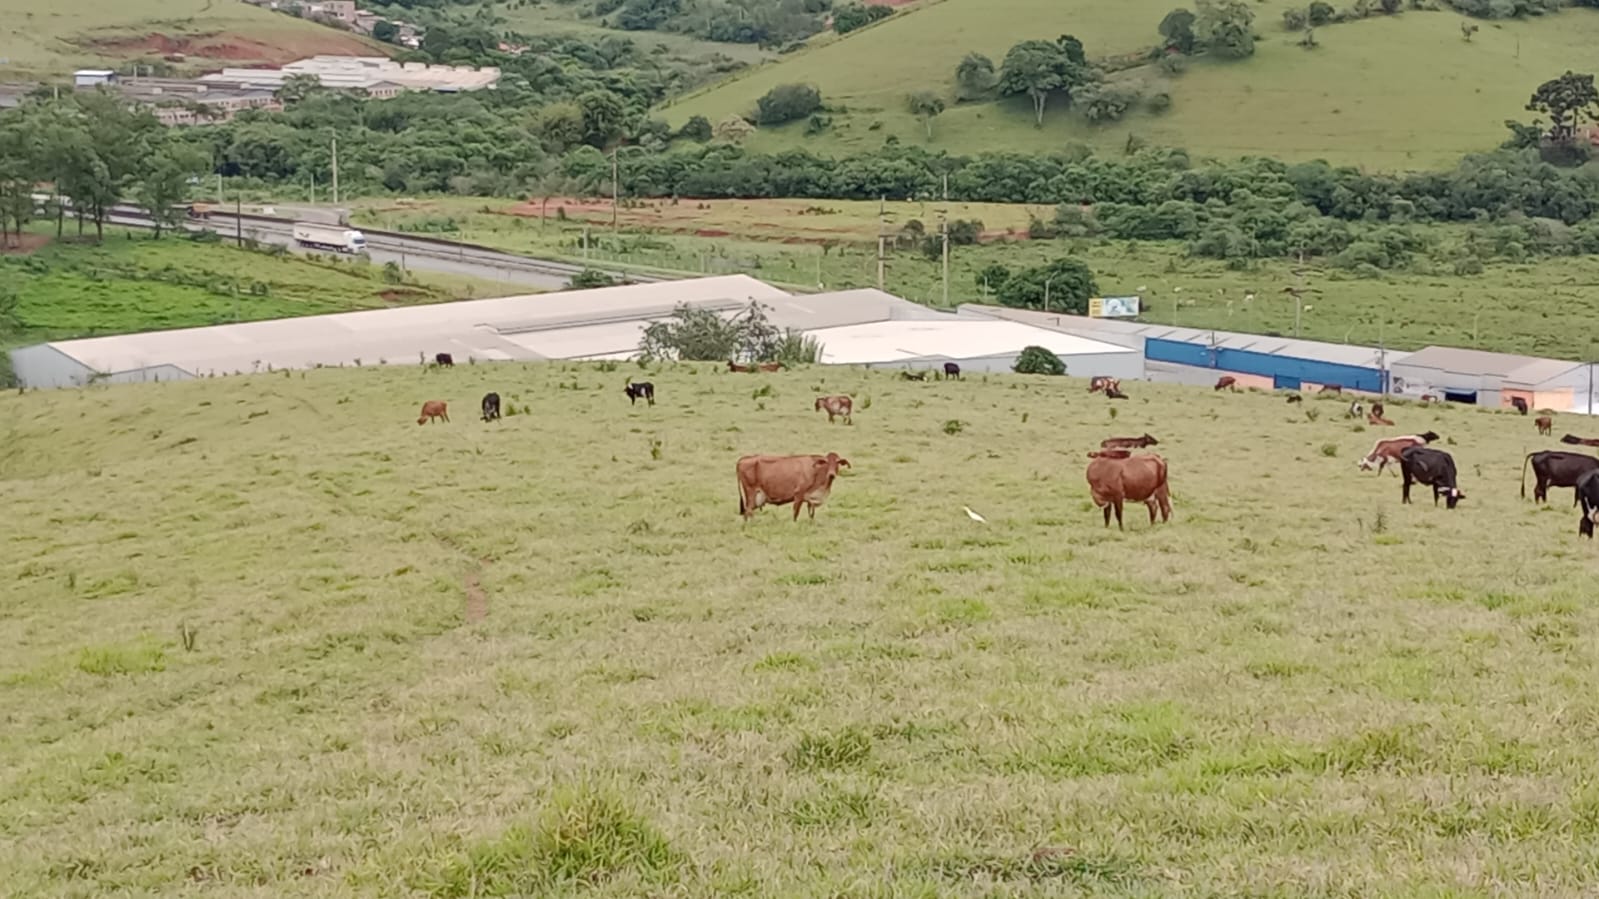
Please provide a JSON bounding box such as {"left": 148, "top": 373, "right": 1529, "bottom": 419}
{"left": 678, "top": 114, "right": 712, "bottom": 142}
{"left": 1308, "top": 0, "right": 1336, "bottom": 22}
{"left": 1283, "top": 7, "right": 1309, "bottom": 28}
{"left": 1013, "top": 346, "right": 1067, "bottom": 376}
{"left": 755, "top": 83, "right": 823, "bottom": 126}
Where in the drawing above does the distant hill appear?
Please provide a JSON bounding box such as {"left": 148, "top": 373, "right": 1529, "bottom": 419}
{"left": 0, "top": 0, "right": 382, "bottom": 78}
{"left": 661, "top": 0, "right": 1599, "bottom": 169}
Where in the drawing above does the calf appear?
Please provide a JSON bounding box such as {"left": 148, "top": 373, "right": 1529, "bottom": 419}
{"left": 944, "top": 362, "right": 962, "bottom": 379}
{"left": 1368, "top": 412, "right": 1394, "bottom": 426}
{"left": 1088, "top": 376, "right": 1118, "bottom": 394}
{"left": 1511, "top": 396, "right": 1529, "bottom": 415}
{"left": 1399, "top": 445, "right": 1464, "bottom": 509}
{"left": 728, "top": 361, "right": 754, "bottom": 373}
{"left": 623, "top": 381, "right": 655, "bottom": 406}
{"left": 1357, "top": 431, "right": 1440, "bottom": 474}
{"left": 1286, "top": 394, "right": 1303, "bottom": 404}
{"left": 737, "top": 452, "right": 850, "bottom": 521}
{"left": 1214, "top": 376, "right": 1237, "bottom": 392}
{"left": 417, "top": 400, "right": 449, "bottom": 425}
{"left": 1085, "top": 450, "right": 1171, "bottom": 529}
{"left": 815, "top": 395, "right": 853, "bottom": 424}
{"left": 1348, "top": 401, "right": 1364, "bottom": 419}
{"left": 1578, "top": 469, "right": 1599, "bottom": 538}
{"left": 1521, "top": 450, "right": 1599, "bottom": 504}
{"left": 1561, "top": 434, "right": 1599, "bottom": 447}
{"left": 1100, "top": 433, "right": 1159, "bottom": 450}
{"left": 1420, "top": 394, "right": 1440, "bottom": 404}
{"left": 434, "top": 353, "right": 454, "bottom": 367}
{"left": 1537, "top": 416, "right": 1553, "bottom": 436}
{"left": 481, "top": 392, "right": 501, "bottom": 422}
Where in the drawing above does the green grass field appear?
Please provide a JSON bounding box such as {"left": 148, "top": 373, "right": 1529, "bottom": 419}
{"left": 492, "top": 0, "right": 774, "bottom": 65}
{"left": 662, "top": 0, "right": 1599, "bottom": 167}
{"left": 4, "top": 363, "right": 1599, "bottom": 895}
{"left": 0, "top": 0, "right": 378, "bottom": 77}
{"left": 344, "top": 203, "right": 1599, "bottom": 360}
{"left": 1, "top": 228, "right": 513, "bottom": 348}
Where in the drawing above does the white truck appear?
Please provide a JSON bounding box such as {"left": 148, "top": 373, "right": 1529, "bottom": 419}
{"left": 292, "top": 222, "right": 367, "bottom": 254}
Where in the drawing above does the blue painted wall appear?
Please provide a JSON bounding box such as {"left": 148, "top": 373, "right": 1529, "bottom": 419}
{"left": 1145, "top": 337, "right": 1387, "bottom": 392}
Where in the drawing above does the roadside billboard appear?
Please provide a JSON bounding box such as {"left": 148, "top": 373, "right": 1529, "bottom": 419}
{"left": 1089, "top": 296, "right": 1140, "bottom": 318}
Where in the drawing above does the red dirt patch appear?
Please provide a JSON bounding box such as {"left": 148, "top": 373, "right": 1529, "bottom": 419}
{"left": 81, "top": 29, "right": 376, "bottom": 66}
{"left": 0, "top": 233, "right": 52, "bottom": 255}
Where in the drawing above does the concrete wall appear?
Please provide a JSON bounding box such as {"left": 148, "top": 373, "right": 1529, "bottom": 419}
{"left": 10, "top": 344, "right": 95, "bottom": 389}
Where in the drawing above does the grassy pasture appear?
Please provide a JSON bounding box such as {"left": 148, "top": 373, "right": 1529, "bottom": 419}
{"left": 4, "top": 362, "right": 1599, "bottom": 896}
{"left": 663, "top": 0, "right": 1599, "bottom": 167}
{"left": 491, "top": 0, "right": 774, "bottom": 65}
{"left": 0, "top": 0, "right": 377, "bottom": 76}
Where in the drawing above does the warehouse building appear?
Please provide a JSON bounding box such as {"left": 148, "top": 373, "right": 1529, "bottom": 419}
{"left": 812, "top": 319, "right": 1143, "bottom": 378}
{"left": 1388, "top": 346, "right": 1598, "bottom": 412}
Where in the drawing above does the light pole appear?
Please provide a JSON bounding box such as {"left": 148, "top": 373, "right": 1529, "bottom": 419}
{"left": 1044, "top": 275, "right": 1055, "bottom": 313}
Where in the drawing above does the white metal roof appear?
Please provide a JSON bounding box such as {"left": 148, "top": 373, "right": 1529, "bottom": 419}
{"left": 1393, "top": 345, "right": 1583, "bottom": 386}
{"left": 811, "top": 320, "right": 1136, "bottom": 365}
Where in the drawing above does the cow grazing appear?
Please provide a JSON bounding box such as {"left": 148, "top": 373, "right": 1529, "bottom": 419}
{"left": 434, "top": 353, "right": 454, "bottom": 367}
{"left": 417, "top": 400, "right": 449, "bottom": 425}
{"left": 623, "top": 381, "right": 655, "bottom": 406}
{"left": 1085, "top": 450, "right": 1171, "bottom": 529}
{"left": 1577, "top": 470, "right": 1599, "bottom": 538}
{"left": 728, "top": 361, "right": 754, "bottom": 373}
{"left": 736, "top": 452, "right": 850, "bottom": 521}
{"left": 1511, "top": 396, "right": 1529, "bottom": 415}
{"left": 1101, "top": 433, "right": 1159, "bottom": 450}
{"left": 1348, "top": 401, "right": 1364, "bottom": 419}
{"left": 1420, "top": 394, "right": 1440, "bottom": 404}
{"left": 481, "top": 392, "right": 501, "bottom": 422}
{"left": 1286, "top": 394, "right": 1303, "bottom": 404}
{"left": 1368, "top": 413, "right": 1394, "bottom": 426}
{"left": 944, "top": 362, "right": 962, "bottom": 379}
{"left": 900, "top": 370, "right": 928, "bottom": 382}
{"left": 1357, "top": 431, "right": 1440, "bottom": 474}
{"left": 1562, "top": 434, "right": 1599, "bottom": 447}
{"left": 1214, "top": 376, "right": 1238, "bottom": 392}
{"left": 1105, "top": 385, "right": 1129, "bottom": 399}
{"left": 1521, "top": 451, "right": 1599, "bottom": 504}
{"left": 1537, "top": 416, "right": 1553, "bottom": 436}
{"left": 1088, "top": 376, "right": 1118, "bottom": 394}
{"left": 1399, "top": 445, "right": 1464, "bottom": 509}
{"left": 815, "top": 395, "right": 853, "bottom": 424}
{"left": 757, "top": 362, "right": 784, "bottom": 373}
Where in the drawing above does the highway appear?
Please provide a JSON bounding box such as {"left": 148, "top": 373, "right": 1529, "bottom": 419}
{"left": 101, "top": 205, "right": 662, "bottom": 291}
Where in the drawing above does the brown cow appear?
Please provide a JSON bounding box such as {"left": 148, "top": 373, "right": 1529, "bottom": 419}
{"left": 1368, "top": 413, "right": 1394, "bottom": 426}
{"left": 1101, "top": 433, "right": 1159, "bottom": 449}
{"left": 1214, "top": 376, "right": 1237, "bottom": 392}
{"left": 1562, "top": 434, "right": 1599, "bottom": 447}
{"left": 1537, "top": 416, "right": 1553, "bottom": 436}
{"left": 815, "top": 395, "right": 853, "bottom": 424}
{"left": 1357, "top": 431, "right": 1439, "bottom": 474}
{"left": 417, "top": 400, "right": 449, "bottom": 425}
{"left": 736, "top": 452, "right": 850, "bottom": 521}
{"left": 1088, "top": 376, "right": 1118, "bottom": 394}
{"left": 728, "top": 361, "right": 754, "bottom": 373}
{"left": 757, "top": 361, "right": 784, "bottom": 373}
{"left": 1420, "top": 394, "right": 1440, "bottom": 404}
{"left": 1086, "top": 450, "right": 1171, "bottom": 529}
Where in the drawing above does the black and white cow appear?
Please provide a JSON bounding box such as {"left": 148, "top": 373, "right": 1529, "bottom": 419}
{"left": 1399, "top": 445, "right": 1465, "bottom": 509}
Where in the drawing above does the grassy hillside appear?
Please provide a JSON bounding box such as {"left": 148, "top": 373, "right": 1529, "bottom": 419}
{"left": 1, "top": 228, "right": 513, "bottom": 348}
{"left": 4, "top": 364, "right": 1599, "bottom": 895}
{"left": 663, "top": 0, "right": 1599, "bottom": 168}
{"left": 0, "top": 0, "right": 379, "bottom": 77}
{"left": 491, "top": 0, "right": 774, "bottom": 65}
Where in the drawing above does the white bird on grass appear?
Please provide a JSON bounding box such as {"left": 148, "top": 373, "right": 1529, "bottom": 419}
{"left": 963, "top": 506, "right": 987, "bottom": 523}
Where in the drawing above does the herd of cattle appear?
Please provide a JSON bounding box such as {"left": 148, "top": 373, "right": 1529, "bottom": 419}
{"left": 408, "top": 362, "right": 1599, "bottom": 538}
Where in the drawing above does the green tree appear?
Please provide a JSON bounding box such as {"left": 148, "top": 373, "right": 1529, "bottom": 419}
{"left": 954, "top": 52, "right": 998, "bottom": 100}
{"left": 1195, "top": 0, "right": 1256, "bottom": 59}
{"left": 577, "top": 89, "right": 628, "bottom": 147}
{"left": 999, "top": 40, "right": 1090, "bottom": 126}
{"left": 638, "top": 301, "right": 787, "bottom": 361}
{"left": 373, "top": 20, "right": 398, "bottom": 42}
{"left": 134, "top": 143, "right": 208, "bottom": 239}
{"left": 907, "top": 91, "right": 945, "bottom": 139}
{"left": 995, "top": 258, "right": 1098, "bottom": 312}
{"left": 1158, "top": 8, "right": 1198, "bottom": 53}
{"left": 713, "top": 114, "right": 756, "bottom": 144}
{"left": 0, "top": 112, "right": 41, "bottom": 249}
{"left": 274, "top": 73, "right": 324, "bottom": 105}
{"left": 755, "top": 83, "right": 822, "bottom": 125}
{"left": 833, "top": 2, "right": 892, "bottom": 33}
{"left": 1528, "top": 71, "right": 1598, "bottom": 143}
{"left": 678, "top": 115, "right": 713, "bottom": 142}
{"left": 1013, "top": 346, "right": 1067, "bottom": 375}
{"left": 534, "top": 102, "right": 586, "bottom": 154}
{"left": 1308, "top": 0, "right": 1336, "bottom": 23}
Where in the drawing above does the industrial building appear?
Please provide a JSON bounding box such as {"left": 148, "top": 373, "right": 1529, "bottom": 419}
{"left": 1388, "top": 346, "right": 1598, "bottom": 412}
{"left": 812, "top": 319, "right": 1143, "bottom": 378}
{"left": 203, "top": 57, "right": 500, "bottom": 94}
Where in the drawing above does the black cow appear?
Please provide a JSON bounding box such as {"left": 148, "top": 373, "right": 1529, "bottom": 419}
{"left": 1511, "top": 396, "right": 1529, "bottom": 415}
{"left": 1578, "top": 470, "right": 1599, "bottom": 538}
{"left": 1521, "top": 450, "right": 1599, "bottom": 504}
{"left": 481, "top": 392, "right": 501, "bottom": 422}
{"left": 435, "top": 352, "right": 454, "bottom": 367}
{"left": 624, "top": 381, "right": 655, "bottom": 406}
{"left": 1400, "top": 445, "right": 1465, "bottom": 509}
{"left": 943, "top": 362, "right": 962, "bottom": 379}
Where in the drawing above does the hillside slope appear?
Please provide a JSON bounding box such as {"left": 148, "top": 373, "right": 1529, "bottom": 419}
{"left": 4, "top": 363, "right": 1598, "bottom": 894}
{"left": 664, "top": 0, "right": 1599, "bottom": 168}
{"left": 0, "top": 0, "right": 381, "bottom": 77}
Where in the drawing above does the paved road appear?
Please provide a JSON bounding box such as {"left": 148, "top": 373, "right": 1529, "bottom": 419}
{"left": 103, "top": 208, "right": 660, "bottom": 291}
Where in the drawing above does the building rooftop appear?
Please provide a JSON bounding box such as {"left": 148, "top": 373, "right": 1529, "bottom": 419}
{"left": 1395, "top": 345, "right": 1584, "bottom": 386}
{"left": 811, "top": 319, "right": 1136, "bottom": 365}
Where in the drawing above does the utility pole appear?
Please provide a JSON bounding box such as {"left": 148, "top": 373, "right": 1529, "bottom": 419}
{"left": 939, "top": 213, "right": 949, "bottom": 307}
{"left": 942, "top": 172, "right": 948, "bottom": 202}
{"left": 1293, "top": 251, "right": 1306, "bottom": 337}
{"left": 330, "top": 136, "right": 339, "bottom": 206}
{"left": 876, "top": 202, "right": 886, "bottom": 291}
{"left": 235, "top": 193, "right": 242, "bottom": 248}
{"left": 310, "top": 171, "right": 316, "bottom": 205}
{"left": 216, "top": 173, "right": 223, "bottom": 206}
{"left": 1044, "top": 276, "right": 1054, "bottom": 314}
{"left": 611, "top": 149, "right": 619, "bottom": 231}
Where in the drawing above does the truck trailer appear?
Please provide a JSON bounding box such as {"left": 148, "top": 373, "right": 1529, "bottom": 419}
{"left": 292, "top": 222, "right": 367, "bottom": 254}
